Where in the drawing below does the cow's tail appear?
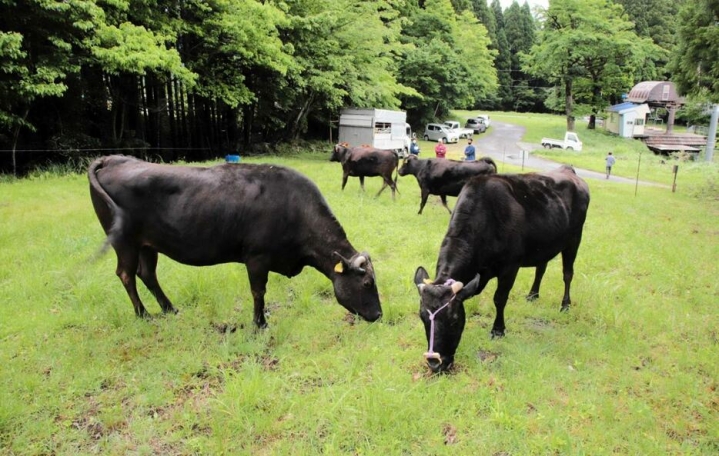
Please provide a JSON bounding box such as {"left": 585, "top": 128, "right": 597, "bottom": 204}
{"left": 88, "top": 157, "right": 123, "bottom": 260}
{"left": 393, "top": 157, "right": 399, "bottom": 187}
{"left": 481, "top": 156, "right": 498, "bottom": 174}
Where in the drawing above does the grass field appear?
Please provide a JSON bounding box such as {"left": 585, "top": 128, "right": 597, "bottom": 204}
{"left": 1, "top": 123, "right": 719, "bottom": 454}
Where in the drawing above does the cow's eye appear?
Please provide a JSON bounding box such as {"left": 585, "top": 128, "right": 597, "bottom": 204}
{"left": 363, "top": 278, "right": 374, "bottom": 289}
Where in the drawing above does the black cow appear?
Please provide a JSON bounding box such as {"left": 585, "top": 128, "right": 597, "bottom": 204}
{"left": 398, "top": 155, "right": 497, "bottom": 214}
{"left": 88, "top": 155, "right": 382, "bottom": 328}
{"left": 414, "top": 165, "right": 590, "bottom": 373}
{"left": 330, "top": 144, "right": 399, "bottom": 199}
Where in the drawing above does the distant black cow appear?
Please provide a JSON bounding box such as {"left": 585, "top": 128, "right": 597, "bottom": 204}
{"left": 398, "top": 155, "right": 497, "bottom": 214}
{"left": 414, "top": 165, "right": 590, "bottom": 373}
{"left": 89, "top": 155, "right": 382, "bottom": 328}
{"left": 330, "top": 144, "right": 399, "bottom": 199}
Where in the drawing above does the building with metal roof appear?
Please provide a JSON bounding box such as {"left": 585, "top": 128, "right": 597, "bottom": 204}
{"left": 604, "top": 102, "right": 651, "bottom": 138}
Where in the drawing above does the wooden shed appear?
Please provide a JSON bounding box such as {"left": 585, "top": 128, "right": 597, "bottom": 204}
{"left": 604, "top": 102, "right": 651, "bottom": 138}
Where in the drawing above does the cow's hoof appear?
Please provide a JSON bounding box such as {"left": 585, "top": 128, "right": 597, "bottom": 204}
{"left": 490, "top": 329, "right": 505, "bottom": 339}
{"left": 560, "top": 304, "right": 570, "bottom": 312}
{"left": 526, "top": 292, "right": 539, "bottom": 302}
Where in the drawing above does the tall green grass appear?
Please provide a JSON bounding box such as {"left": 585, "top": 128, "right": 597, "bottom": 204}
{"left": 1, "top": 146, "right": 718, "bottom": 453}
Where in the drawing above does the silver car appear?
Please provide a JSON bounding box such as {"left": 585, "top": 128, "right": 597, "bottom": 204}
{"left": 465, "top": 118, "right": 487, "bottom": 134}
{"left": 423, "top": 123, "right": 459, "bottom": 143}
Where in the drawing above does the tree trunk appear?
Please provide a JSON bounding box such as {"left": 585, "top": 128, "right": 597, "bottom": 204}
{"left": 11, "top": 107, "right": 30, "bottom": 177}
{"left": 564, "top": 77, "right": 575, "bottom": 131}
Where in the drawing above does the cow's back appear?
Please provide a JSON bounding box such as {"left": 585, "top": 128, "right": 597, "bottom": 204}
{"left": 91, "top": 156, "right": 341, "bottom": 270}
{"left": 422, "top": 159, "right": 496, "bottom": 196}
{"left": 442, "top": 167, "right": 589, "bottom": 275}
{"left": 347, "top": 148, "right": 397, "bottom": 175}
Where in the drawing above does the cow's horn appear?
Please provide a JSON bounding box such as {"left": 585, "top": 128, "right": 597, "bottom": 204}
{"left": 417, "top": 283, "right": 426, "bottom": 292}
{"left": 451, "top": 281, "right": 464, "bottom": 294}
{"left": 352, "top": 255, "right": 367, "bottom": 269}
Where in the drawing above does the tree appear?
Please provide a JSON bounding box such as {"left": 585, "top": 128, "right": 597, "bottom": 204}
{"left": 399, "top": 0, "right": 496, "bottom": 124}
{"left": 522, "top": 0, "right": 660, "bottom": 131}
{"left": 615, "top": 0, "right": 682, "bottom": 79}
{"left": 269, "top": 0, "right": 414, "bottom": 140}
{"left": 504, "top": 2, "right": 541, "bottom": 111}
{"left": 490, "top": 0, "right": 512, "bottom": 109}
{"left": 669, "top": 0, "right": 719, "bottom": 102}
{"left": 0, "top": 0, "right": 102, "bottom": 174}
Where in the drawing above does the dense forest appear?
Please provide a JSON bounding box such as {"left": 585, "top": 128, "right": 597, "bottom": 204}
{"left": 0, "top": 0, "right": 714, "bottom": 174}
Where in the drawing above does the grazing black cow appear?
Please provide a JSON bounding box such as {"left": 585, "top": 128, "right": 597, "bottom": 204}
{"left": 88, "top": 155, "right": 382, "bottom": 327}
{"left": 330, "top": 144, "right": 399, "bottom": 199}
{"left": 414, "top": 165, "right": 590, "bottom": 373}
{"left": 398, "top": 155, "right": 497, "bottom": 214}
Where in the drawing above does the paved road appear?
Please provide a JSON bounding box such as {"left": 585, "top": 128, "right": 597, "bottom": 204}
{"left": 473, "top": 121, "right": 665, "bottom": 187}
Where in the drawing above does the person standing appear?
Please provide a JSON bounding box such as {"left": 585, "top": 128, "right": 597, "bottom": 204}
{"left": 434, "top": 139, "right": 447, "bottom": 158}
{"left": 605, "top": 151, "right": 616, "bottom": 179}
{"left": 409, "top": 138, "right": 420, "bottom": 156}
{"left": 464, "top": 138, "right": 476, "bottom": 161}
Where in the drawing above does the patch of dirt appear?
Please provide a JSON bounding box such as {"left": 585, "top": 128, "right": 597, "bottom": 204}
{"left": 477, "top": 350, "right": 500, "bottom": 363}
{"left": 211, "top": 322, "right": 239, "bottom": 334}
{"left": 442, "top": 423, "right": 457, "bottom": 445}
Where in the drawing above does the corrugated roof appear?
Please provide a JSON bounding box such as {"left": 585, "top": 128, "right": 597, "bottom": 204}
{"left": 607, "top": 102, "right": 640, "bottom": 113}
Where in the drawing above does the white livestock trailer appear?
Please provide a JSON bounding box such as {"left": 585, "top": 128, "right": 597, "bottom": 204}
{"left": 338, "top": 108, "right": 412, "bottom": 157}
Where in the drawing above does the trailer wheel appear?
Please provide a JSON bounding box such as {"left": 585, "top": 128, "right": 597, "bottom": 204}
{"left": 566, "top": 147, "right": 574, "bottom": 151}
{"left": 423, "top": 135, "right": 429, "bottom": 141}
{"left": 543, "top": 143, "right": 551, "bottom": 149}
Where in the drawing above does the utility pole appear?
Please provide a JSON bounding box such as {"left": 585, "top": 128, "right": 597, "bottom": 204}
{"left": 706, "top": 104, "right": 718, "bottom": 162}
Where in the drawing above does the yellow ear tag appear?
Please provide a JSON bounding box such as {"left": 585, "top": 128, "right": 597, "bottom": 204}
{"left": 423, "top": 278, "right": 432, "bottom": 284}
{"left": 334, "top": 262, "right": 344, "bottom": 273}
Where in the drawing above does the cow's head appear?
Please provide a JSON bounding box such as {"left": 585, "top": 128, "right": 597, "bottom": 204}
{"left": 331, "top": 143, "right": 350, "bottom": 162}
{"left": 414, "top": 267, "right": 480, "bottom": 373}
{"left": 398, "top": 155, "right": 419, "bottom": 176}
{"left": 332, "top": 251, "right": 382, "bottom": 322}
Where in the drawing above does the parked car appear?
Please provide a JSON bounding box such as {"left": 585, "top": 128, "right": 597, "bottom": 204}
{"left": 465, "top": 118, "right": 487, "bottom": 134}
{"left": 476, "top": 114, "right": 491, "bottom": 128}
{"left": 423, "top": 123, "right": 459, "bottom": 143}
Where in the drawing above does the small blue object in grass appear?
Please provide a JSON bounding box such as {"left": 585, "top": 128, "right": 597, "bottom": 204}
{"left": 225, "top": 155, "right": 241, "bottom": 163}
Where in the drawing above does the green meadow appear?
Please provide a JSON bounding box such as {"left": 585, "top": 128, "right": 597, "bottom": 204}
{"left": 1, "top": 116, "right": 718, "bottom": 454}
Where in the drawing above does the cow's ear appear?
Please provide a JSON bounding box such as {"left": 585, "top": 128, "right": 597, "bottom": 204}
{"left": 414, "top": 267, "right": 430, "bottom": 293}
{"left": 456, "top": 274, "right": 481, "bottom": 301}
{"left": 332, "top": 251, "right": 350, "bottom": 274}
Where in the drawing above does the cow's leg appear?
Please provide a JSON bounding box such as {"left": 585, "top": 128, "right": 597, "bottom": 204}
{"left": 359, "top": 176, "right": 366, "bottom": 191}
{"left": 418, "top": 189, "right": 431, "bottom": 214}
{"left": 341, "top": 172, "right": 349, "bottom": 190}
{"left": 376, "top": 179, "right": 389, "bottom": 197}
{"left": 491, "top": 269, "right": 519, "bottom": 338}
{"left": 526, "top": 262, "right": 548, "bottom": 302}
{"left": 137, "top": 247, "right": 177, "bottom": 314}
{"left": 114, "top": 247, "right": 148, "bottom": 318}
{"left": 246, "top": 260, "right": 270, "bottom": 328}
{"left": 560, "top": 237, "right": 582, "bottom": 311}
{"left": 389, "top": 175, "right": 399, "bottom": 198}
{"left": 439, "top": 195, "right": 452, "bottom": 214}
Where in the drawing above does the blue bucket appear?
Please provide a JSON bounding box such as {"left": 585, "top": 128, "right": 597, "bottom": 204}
{"left": 225, "top": 155, "right": 241, "bottom": 163}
